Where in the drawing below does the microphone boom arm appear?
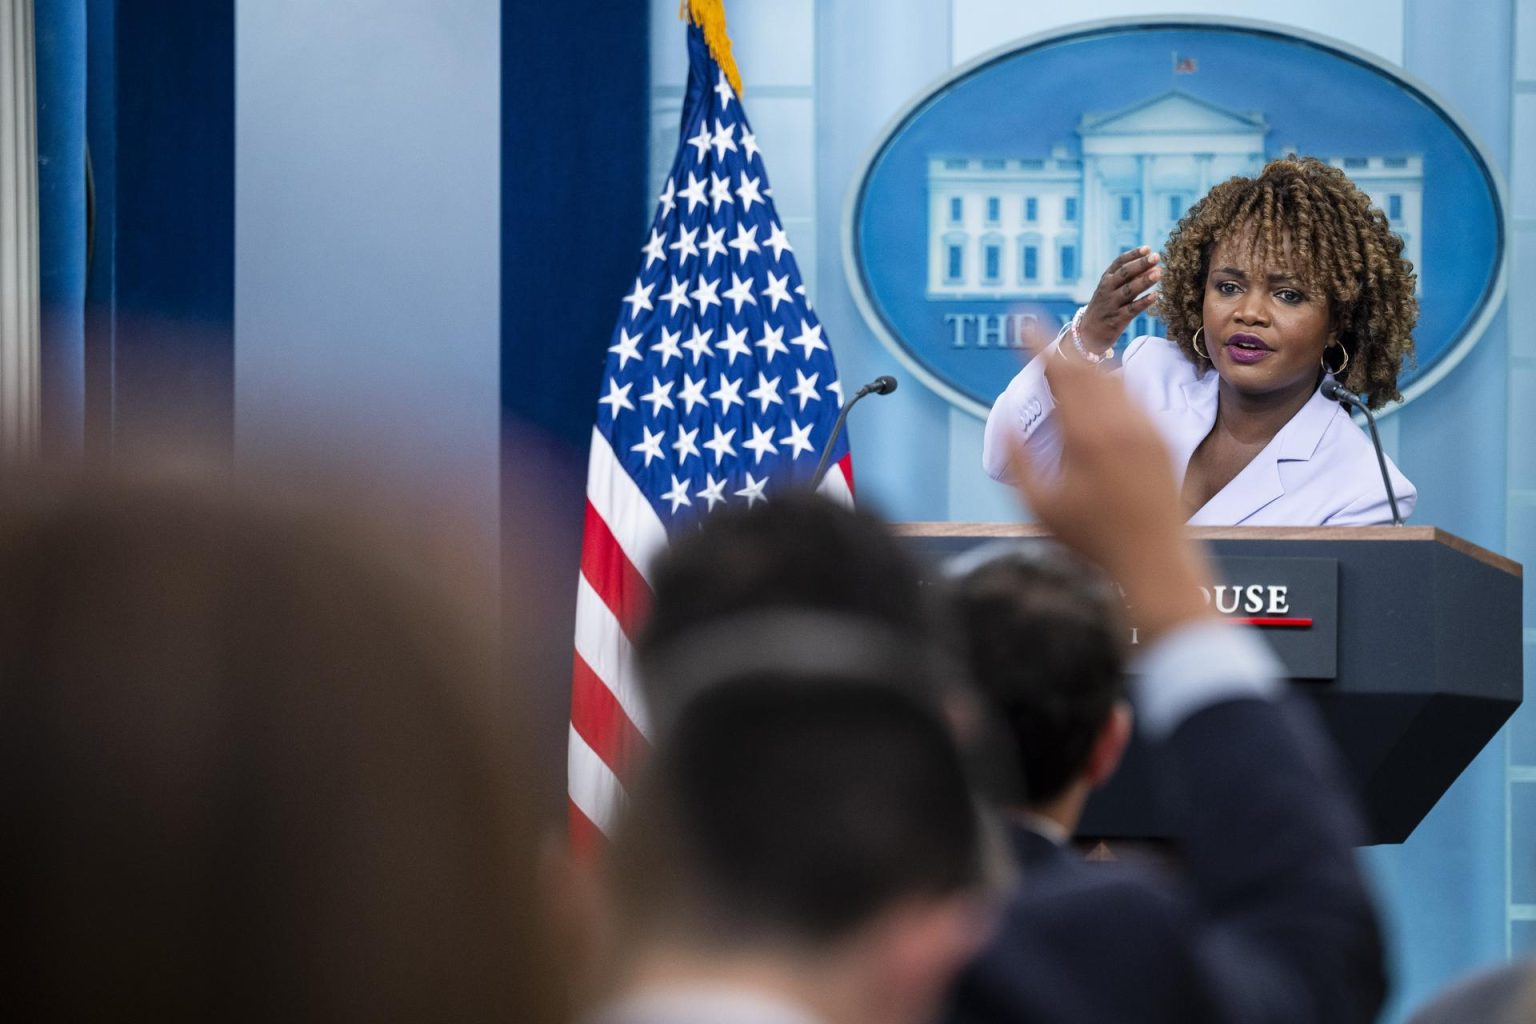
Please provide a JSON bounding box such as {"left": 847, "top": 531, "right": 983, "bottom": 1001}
{"left": 1322, "top": 380, "right": 1403, "bottom": 526}
{"left": 810, "top": 376, "right": 896, "bottom": 490}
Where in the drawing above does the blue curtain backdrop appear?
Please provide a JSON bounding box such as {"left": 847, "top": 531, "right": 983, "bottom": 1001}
{"left": 501, "top": 0, "right": 651, "bottom": 819}
{"left": 34, "top": 0, "right": 86, "bottom": 451}
{"left": 35, "top": 0, "right": 236, "bottom": 456}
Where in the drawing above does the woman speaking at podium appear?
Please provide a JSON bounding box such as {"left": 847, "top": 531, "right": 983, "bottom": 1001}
{"left": 983, "top": 156, "right": 1418, "bottom": 526}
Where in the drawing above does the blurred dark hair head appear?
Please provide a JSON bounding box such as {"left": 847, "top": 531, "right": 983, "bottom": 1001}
{"left": 952, "top": 546, "right": 1127, "bottom": 806}
{"left": 636, "top": 492, "right": 964, "bottom": 732}
{"left": 0, "top": 472, "right": 562, "bottom": 1022}
{"left": 610, "top": 676, "right": 982, "bottom": 949}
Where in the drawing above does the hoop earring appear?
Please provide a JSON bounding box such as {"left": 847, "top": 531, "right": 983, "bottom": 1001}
{"left": 1322, "top": 344, "right": 1350, "bottom": 375}
{"left": 1191, "top": 326, "right": 1209, "bottom": 361}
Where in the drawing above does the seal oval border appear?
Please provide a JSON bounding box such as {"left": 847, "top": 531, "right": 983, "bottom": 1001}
{"left": 841, "top": 15, "right": 1510, "bottom": 421}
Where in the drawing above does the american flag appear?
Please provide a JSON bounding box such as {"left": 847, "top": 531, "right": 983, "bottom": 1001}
{"left": 568, "top": 23, "right": 854, "bottom": 849}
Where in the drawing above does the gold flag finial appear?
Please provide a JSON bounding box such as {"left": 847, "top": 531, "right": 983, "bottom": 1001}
{"left": 681, "top": 0, "right": 743, "bottom": 100}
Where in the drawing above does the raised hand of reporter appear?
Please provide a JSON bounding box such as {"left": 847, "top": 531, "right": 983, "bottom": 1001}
{"left": 1069, "top": 246, "right": 1162, "bottom": 358}
{"left": 1007, "top": 341, "right": 1212, "bottom": 646}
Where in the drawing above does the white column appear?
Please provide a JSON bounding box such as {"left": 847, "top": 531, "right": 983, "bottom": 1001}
{"left": 0, "top": 0, "right": 40, "bottom": 461}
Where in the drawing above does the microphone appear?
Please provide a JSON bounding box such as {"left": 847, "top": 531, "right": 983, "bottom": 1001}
{"left": 1321, "top": 379, "right": 1403, "bottom": 526}
{"left": 810, "top": 375, "right": 899, "bottom": 488}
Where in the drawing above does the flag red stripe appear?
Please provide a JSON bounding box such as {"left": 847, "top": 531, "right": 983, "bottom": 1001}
{"left": 568, "top": 798, "right": 604, "bottom": 859}
{"left": 836, "top": 452, "right": 854, "bottom": 495}
{"left": 571, "top": 651, "right": 649, "bottom": 779}
{"left": 581, "top": 499, "right": 652, "bottom": 634}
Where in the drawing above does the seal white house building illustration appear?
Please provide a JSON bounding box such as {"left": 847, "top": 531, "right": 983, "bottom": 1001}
{"left": 925, "top": 91, "right": 1423, "bottom": 306}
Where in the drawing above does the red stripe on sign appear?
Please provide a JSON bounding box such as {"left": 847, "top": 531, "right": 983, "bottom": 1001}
{"left": 568, "top": 798, "right": 605, "bottom": 860}
{"left": 581, "top": 500, "right": 652, "bottom": 635}
{"left": 571, "top": 652, "right": 649, "bottom": 779}
{"left": 1234, "top": 617, "right": 1314, "bottom": 628}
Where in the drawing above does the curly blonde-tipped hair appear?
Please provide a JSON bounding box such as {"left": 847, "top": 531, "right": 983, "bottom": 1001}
{"left": 1157, "top": 155, "right": 1417, "bottom": 409}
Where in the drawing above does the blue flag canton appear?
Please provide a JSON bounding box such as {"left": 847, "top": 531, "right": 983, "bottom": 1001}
{"left": 595, "top": 26, "right": 849, "bottom": 534}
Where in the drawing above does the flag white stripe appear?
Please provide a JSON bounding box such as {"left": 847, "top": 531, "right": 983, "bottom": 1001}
{"left": 568, "top": 724, "right": 626, "bottom": 835}
{"left": 586, "top": 427, "right": 668, "bottom": 585}
{"left": 574, "top": 573, "right": 652, "bottom": 738}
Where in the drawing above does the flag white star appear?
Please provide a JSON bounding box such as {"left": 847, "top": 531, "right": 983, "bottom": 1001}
{"left": 622, "top": 278, "right": 654, "bottom": 318}
{"left": 728, "top": 223, "right": 760, "bottom": 263}
{"left": 740, "top": 129, "right": 759, "bottom": 162}
{"left": 640, "top": 376, "right": 675, "bottom": 416}
{"left": 642, "top": 228, "right": 666, "bottom": 268}
{"left": 828, "top": 380, "right": 845, "bottom": 407}
{"left": 658, "top": 177, "right": 677, "bottom": 217}
{"left": 630, "top": 425, "right": 665, "bottom": 466}
{"left": 678, "top": 372, "right": 708, "bottom": 414}
{"left": 701, "top": 224, "right": 727, "bottom": 265}
{"left": 743, "top": 421, "right": 779, "bottom": 463}
{"left": 652, "top": 326, "right": 683, "bottom": 367}
{"left": 698, "top": 472, "right": 728, "bottom": 510}
{"left": 598, "top": 377, "right": 635, "bottom": 417}
{"left": 735, "top": 471, "right": 769, "bottom": 506}
{"left": 660, "top": 276, "right": 691, "bottom": 316}
{"left": 683, "top": 324, "right": 714, "bottom": 364}
{"left": 755, "top": 323, "right": 788, "bottom": 363}
{"left": 678, "top": 172, "right": 708, "bottom": 212}
{"left": 717, "top": 323, "right": 751, "bottom": 365}
{"left": 736, "top": 172, "right": 763, "bottom": 213}
{"left": 710, "top": 375, "right": 744, "bottom": 413}
{"left": 761, "top": 270, "right": 792, "bottom": 312}
{"left": 747, "top": 372, "right": 783, "bottom": 413}
{"left": 687, "top": 123, "right": 712, "bottom": 163}
{"left": 690, "top": 275, "right": 721, "bottom": 314}
{"left": 711, "top": 118, "right": 737, "bottom": 160}
{"left": 714, "top": 70, "right": 734, "bottom": 110}
{"left": 723, "top": 273, "right": 758, "bottom": 314}
{"left": 608, "top": 328, "right": 643, "bottom": 370}
{"left": 782, "top": 419, "right": 816, "bottom": 459}
{"left": 790, "top": 321, "right": 828, "bottom": 358}
{"left": 672, "top": 424, "right": 701, "bottom": 465}
{"left": 764, "top": 222, "right": 793, "bottom": 260}
{"left": 709, "top": 171, "right": 733, "bottom": 213}
{"left": 669, "top": 225, "right": 699, "bottom": 264}
{"left": 790, "top": 369, "right": 821, "bottom": 410}
{"left": 661, "top": 473, "right": 693, "bottom": 513}
{"left": 703, "top": 423, "right": 738, "bottom": 463}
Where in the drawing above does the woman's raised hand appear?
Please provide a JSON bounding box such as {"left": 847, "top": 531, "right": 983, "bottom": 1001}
{"left": 1075, "top": 246, "right": 1162, "bottom": 354}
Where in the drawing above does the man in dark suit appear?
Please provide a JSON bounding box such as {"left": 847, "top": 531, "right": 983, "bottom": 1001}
{"left": 946, "top": 345, "right": 1387, "bottom": 1024}
{"left": 946, "top": 546, "right": 1132, "bottom": 863}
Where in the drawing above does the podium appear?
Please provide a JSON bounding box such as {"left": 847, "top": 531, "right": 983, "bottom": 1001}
{"left": 896, "top": 524, "right": 1523, "bottom": 844}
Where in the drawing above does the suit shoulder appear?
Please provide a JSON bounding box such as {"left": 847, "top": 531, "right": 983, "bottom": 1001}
{"left": 1308, "top": 409, "right": 1418, "bottom": 519}
{"left": 1122, "top": 335, "right": 1199, "bottom": 373}
{"left": 1120, "top": 335, "right": 1208, "bottom": 406}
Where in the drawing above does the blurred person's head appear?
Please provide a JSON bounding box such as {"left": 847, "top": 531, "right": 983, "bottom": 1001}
{"left": 606, "top": 676, "right": 987, "bottom": 1024}
{"left": 598, "top": 494, "right": 992, "bottom": 1024}
{"left": 0, "top": 471, "right": 562, "bottom": 1022}
{"left": 636, "top": 491, "right": 966, "bottom": 739}
{"left": 951, "top": 546, "right": 1131, "bottom": 833}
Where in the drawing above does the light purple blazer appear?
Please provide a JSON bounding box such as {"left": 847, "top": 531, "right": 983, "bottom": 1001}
{"left": 982, "top": 336, "right": 1417, "bottom": 526}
